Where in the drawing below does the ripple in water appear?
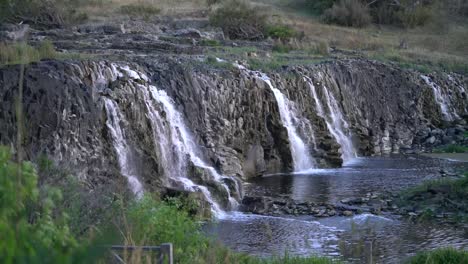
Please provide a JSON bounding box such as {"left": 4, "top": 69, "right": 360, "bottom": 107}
{"left": 205, "top": 155, "right": 468, "bottom": 263}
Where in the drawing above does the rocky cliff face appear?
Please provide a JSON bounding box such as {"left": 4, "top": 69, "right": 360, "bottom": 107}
{"left": 1, "top": 58, "right": 467, "bottom": 210}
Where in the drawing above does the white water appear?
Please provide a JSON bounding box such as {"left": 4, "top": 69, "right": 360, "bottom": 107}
{"left": 261, "top": 77, "right": 316, "bottom": 171}
{"left": 305, "top": 77, "right": 356, "bottom": 163}
{"left": 141, "top": 84, "right": 240, "bottom": 216}
{"left": 98, "top": 64, "right": 240, "bottom": 216}
{"left": 421, "top": 75, "right": 459, "bottom": 121}
{"left": 103, "top": 98, "right": 144, "bottom": 198}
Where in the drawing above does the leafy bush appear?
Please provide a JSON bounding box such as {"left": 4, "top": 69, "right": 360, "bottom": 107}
{"left": 323, "top": 0, "right": 371, "bottom": 27}
{"left": 267, "top": 24, "right": 298, "bottom": 40}
{"left": 397, "top": 4, "right": 433, "bottom": 28}
{"left": 407, "top": 248, "right": 468, "bottom": 264}
{"left": 209, "top": 0, "right": 268, "bottom": 40}
{"left": 0, "top": 146, "right": 86, "bottom": 263}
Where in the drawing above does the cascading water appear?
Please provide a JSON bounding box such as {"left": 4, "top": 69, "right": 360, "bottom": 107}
{"left": 305, "top": 77, "right": 356, "bottom": 163}
{"left": 139, "top": 83, "right": 240, "bottom": 217}
{"left": 103, "top": 98, "right": 144, "bottom": 198}
{"left": 260, "top": 75, "right": 316, "bottom": 171}
{"left": 421, "top": 75, "right": 459, "bottom": 121}
{"left": 99, "top": 63, "right": 239, "bottom": 217}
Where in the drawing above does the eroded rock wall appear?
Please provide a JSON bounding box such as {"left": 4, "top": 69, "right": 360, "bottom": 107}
{"left": 1, "top": 58, "right": 467, "bottom": 196}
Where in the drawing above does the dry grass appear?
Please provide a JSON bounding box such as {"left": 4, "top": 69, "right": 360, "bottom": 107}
{"left": 73, "top": 0, "right": 208, "bottom": 19}
{"left": 251, "top": 0, "right": 468, "bottom": 74}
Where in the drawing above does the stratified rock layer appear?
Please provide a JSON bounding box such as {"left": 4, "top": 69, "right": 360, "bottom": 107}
{"left": 0, "top": 58, "right": 467, "bottom": 196}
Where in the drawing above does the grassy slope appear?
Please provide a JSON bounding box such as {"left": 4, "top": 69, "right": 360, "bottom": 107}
{"left": 250, "top": 0, "right": 468, "bottom": 74}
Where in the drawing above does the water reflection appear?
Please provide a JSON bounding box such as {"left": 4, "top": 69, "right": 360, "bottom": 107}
{"left": 248, "top": 155, "right": 468, "bottom": 203}
{"left": 205, "top": 155, "right": 468, "bottom": 263}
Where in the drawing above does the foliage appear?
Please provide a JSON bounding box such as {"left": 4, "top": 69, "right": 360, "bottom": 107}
{"left": 433, "top": 144, "right": 468, "bottom": 153}
{"left": 272, "top": 42, "right": 293, "bottom": 53}
{"left": 123, "top": 195, "right": 338, "bottom": 264}
{"left": 0, "top": 146, "right": 95, "bottom": 263}
{"left": 199, "top": 39, "right": 221, "bottom": 46}
{"left": 267, "top": 24, "right": 298, "bottom": 40}
{"left": 322, "top": 0, "right": 371, "bottom": 27}
{"left": 397, "top": 4, "right": 434, "bottom": 28}
{"left": 206, "top": 0, "right": 221, "bottom": 6}
{"left": 0, "top": 41, "right": 55, "bottom": 66}
{"left": 119, "top": 3, "right": 161, "bottom": 18}
{"left": 209, "top": 0, "right": 268, "bottom": 40}
{"left": 397, "top": 173, "right": 468, "bottom": 223}
{"left": 406, "top": 248, "right": 468, "bottom": 264}
{"left": 0, "top": 0, "right": 67, "bottom": 28}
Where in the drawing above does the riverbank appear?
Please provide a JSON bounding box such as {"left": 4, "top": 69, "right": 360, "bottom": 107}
{"left": 423, "top": 153, "right": 468, "bottom": 162}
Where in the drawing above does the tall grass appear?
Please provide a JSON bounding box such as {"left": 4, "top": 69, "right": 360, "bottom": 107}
{"left": 0, "top": 41, "right": 56, "bottom": 65}
{"left": 406, "top": 248, "right": 468, "bottom": 264}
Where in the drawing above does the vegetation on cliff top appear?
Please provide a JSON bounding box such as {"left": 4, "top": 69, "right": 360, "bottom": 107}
{"left": 1, "top": 0, "right": 467, "bottom": 74}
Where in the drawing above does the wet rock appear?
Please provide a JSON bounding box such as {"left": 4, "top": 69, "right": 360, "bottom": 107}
{"left": 343, "top": 210, "right": 354, "bottom": 216}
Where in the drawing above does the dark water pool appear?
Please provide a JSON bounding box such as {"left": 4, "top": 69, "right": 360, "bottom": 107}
{"left": 204, "top": 155, "right": 468, "bottom": 263}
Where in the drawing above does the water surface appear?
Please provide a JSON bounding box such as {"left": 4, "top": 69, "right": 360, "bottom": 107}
{"left": 204, "top": 155, "right": 468, "bottom": 263}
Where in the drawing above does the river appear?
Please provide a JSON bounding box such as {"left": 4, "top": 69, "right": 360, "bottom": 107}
{"left": 204, "top": 155, "right": 468, "bottom": 263}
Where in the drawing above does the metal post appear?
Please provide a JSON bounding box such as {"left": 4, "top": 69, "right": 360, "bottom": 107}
{"left": 160, "top": 243, "right": 173, "bottom": 264}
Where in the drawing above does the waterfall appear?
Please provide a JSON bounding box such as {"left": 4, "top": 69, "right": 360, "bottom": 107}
{"left": 305, "top": 77, "right": 356, "bottom": 163}
{"left": 103, "top": 98, "right": 144, "bottom": 198}
{"left": 261, "top": 76, "right": 316, "bottom": 171}
{"left": 421, "top": 75, "right": 459, "bottom": 121}
{"left": 140, "top": 84, "right": 239, "bottom": 216}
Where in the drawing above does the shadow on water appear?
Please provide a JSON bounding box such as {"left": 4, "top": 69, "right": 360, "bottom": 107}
{"left": 204, "top": 155, "right": 468, "bottom": 263}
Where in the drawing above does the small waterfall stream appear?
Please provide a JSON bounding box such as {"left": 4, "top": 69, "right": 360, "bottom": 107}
{"left": 103, "top": 98, "right": 144, "bottom": 198}
{"left": 421, "top": 75, "right": 459, "bottom": 121}
{"left": 148, "top": 87, "right": 240, "bottom": 211}
{"left": 99, "top": 64, "right": 241, "bottom": 217}
{"left": 305, "top": 77, "right": 356, "bottom": 163}
{"left": 138, "top": 83, "right": 239, "bottom": 217}
{"left": 260, "top": 75, "right": 316, "bottom": 171}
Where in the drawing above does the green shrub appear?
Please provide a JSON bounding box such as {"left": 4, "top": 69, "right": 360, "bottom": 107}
{"left": 406, "top": 248, "right": 468, "bottom": 264}
{"left": 323, "top": 0, "right": 371, "bottom": 27}
{"left": 209, "top": 0, "right": 267, "bottom": 40}
{"left": 267, "top": 24, "right": 298, "bottom": 40}
{"left": 0, "top": 146, "right": 84, "bottom": 263}
{"left": 397, "top": 5, "right": 433, "bottom": 28}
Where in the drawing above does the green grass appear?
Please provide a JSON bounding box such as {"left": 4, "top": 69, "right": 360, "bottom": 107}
{"left": 199, "top": 39, "right": 222, "bottom": 47}
{"left": 0, "top": 41, "right": 88, "bottom": 66}
{"left": 397, "top": 173, "right": 468, "bottom": 222}
{"left": 406, "top": 248, "right": 468, "bottom": 264}
{"left": 433, "top": 144, "right": 468, "bottom": 153}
